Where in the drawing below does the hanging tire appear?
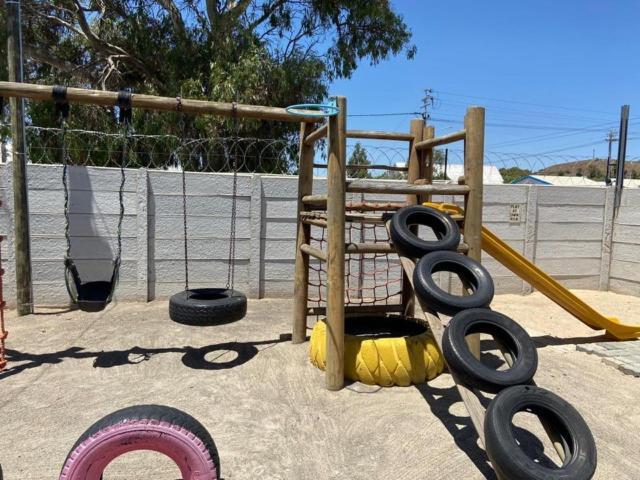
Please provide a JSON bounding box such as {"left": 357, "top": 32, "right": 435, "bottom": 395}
{"left": 59, "top": 405, "right": 220, "bottom": 480}
{"left": 309, "top": 315, "right": 444, "bottom": 387}
{"left": 413, "top": 250, "right": 494, "bottom": 316}
{"left": 169, "top": 288, "right": 247, "bottom": 326}
{"left": 485, "top": 385, "right": 597, "bottom": 480}
{"left": 390, "top": 205, "right": 461, "bottom": 258}
{"left": 442, "top": 309, "right": 537, "bottom": 392}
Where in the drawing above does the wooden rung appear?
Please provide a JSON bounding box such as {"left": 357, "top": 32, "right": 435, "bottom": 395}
{"left": 313, "top": 163, "right": 408, "bottom": 172}
{"left": 300, "top": 243, "right": 327, "bottom": 261}
{"left": 346, "top": 130, "right": 414, "bottom": 142}
{"left": 414, "top": 129, "right": 466, "bottom": 150}
{"left": 346, "top": 201, "right": 407, "bottom": 211}
{"left": 300, "top": 216, "right": 328, "bottom": 228}
{"left": 302, "top": 196, "right": 413, "bottom": 211}
{"left": 346, "top": 242, "right": 395, "bottom": 254}
{"left": 308, "top": 304, "right": 405, "bottom": 316}
{"left": 301, "top": 212, "right": 392, "bottom": 224}
{"left": 346, "top": 180, "right": 470, "bottom": 196}
{"left": 302, "top": 194, "right": 327, "bottom": 205}
{"left": 304, "top": 124, "right": 328, "bottom": 145}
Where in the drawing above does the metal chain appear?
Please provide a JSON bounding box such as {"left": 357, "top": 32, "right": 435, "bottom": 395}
{"left": 115, "top": 117, "right": 129, "bottom": 265}
{"left": 226, "top": 100, "right": 240, "bottom": 290}
{"left": 177, "top": 99, "right": 189, "bottom": 291}
{"left": 59, "top": 116, "right": 72, "bottom": 260}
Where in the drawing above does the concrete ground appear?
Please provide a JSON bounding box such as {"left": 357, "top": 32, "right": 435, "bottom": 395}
{"left": 1, "top": 290, "right": 640, "bottom": 479}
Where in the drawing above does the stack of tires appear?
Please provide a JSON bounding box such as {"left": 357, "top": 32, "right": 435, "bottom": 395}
{"left": 391, "top": 205, "right": 597, "bottom": 480}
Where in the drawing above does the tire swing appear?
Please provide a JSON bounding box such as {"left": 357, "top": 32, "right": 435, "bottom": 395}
{"left": 309, "top": 315, "right": 444, "bottom": 387}
{"left": 59, "top": 405, "right": 220, "bottom": 480}
{"left": 54, "top": 86, "right": 128, "bottom": 313}
{"left": 168, "top": 102, "right": 247, "bottom": 325}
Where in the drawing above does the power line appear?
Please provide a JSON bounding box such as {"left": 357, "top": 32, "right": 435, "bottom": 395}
{"left": 433, "top": 89, "right": 615, "bottom": 115}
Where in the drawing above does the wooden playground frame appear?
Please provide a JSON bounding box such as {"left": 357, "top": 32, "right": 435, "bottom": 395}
{"left": 1, "top": 81, "right": 567, "bottom": 477}
{"left": 291, "top": 97, "right": 486, "bottom": 391}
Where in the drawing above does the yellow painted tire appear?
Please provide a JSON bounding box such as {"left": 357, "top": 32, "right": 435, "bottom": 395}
{"left": 309, "top": 316, "right": 444, "bottom": 387}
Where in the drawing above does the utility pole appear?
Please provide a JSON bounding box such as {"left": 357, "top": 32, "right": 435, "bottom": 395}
{"left": 605, "top": 130, "right": 618, "bottom": 186}
{"left": 421, "top": 88, "right": 435, "bottom": 122}
{"left": 6, "top": 0, "right": 33, "bottom": 315}
{"left": 614, "top": 105, "right": 630, "bottom": 211}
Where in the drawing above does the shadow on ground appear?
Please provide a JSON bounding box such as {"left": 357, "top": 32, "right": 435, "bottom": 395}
{"left": 1, "top": 334, "right": 291, "bottom": 380}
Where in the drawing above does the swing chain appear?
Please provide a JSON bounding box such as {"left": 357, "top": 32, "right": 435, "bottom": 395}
{"left": 115, "top": 90, "right": 132, "bottom": 267}
{"left": 226, "top": 98, "right": 240, "bottom": 290}
{"left": 176, "top": 97, "right": 190, "bottom": 291}
{"left": 53, "top": 86, "right": 72, "bottom": 260}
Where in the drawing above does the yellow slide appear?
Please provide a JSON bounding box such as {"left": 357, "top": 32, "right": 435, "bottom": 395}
{"left": 424, "top": 202, "right": 640, "bottom": 340}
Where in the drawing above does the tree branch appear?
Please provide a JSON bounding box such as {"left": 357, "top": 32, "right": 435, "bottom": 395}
{"left": 157, "top": 0, "right": 185, "bottom": 34}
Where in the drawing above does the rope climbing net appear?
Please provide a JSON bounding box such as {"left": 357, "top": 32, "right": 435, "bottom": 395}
{"left": 307, "top": 208, "right": 403, "bottom": 311}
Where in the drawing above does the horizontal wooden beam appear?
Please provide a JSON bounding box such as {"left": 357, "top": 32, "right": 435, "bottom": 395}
{"left": 301, "top": 211, "right": 392, "bottom": 224}
{"left": 300, "top": 243, "right": 327, "bottom": 261}
{"left": 346, "top": 130, "right": 413, "bottom": 141}
{"left": 346, "top": 180, "right": 470, "bottom": 195}
{"left": 0, "top": 81, "right": 320, "bottom": 123}
{"left": 304, "top": 124, "right": 328, "bottom": 145}
{"left": 345, "top": 242, "right": 395, "bottom": 254}
{"left": 308, "top": 304, "right": 405, "bottom": 316}
{"left": 415, "top": 129, "right": 466, "bottom": 150}
{"left": 313, "top": 163, "right": 408, "bottom": 172}
{"left": 300, "top": 217, "right": 328, "bottom": 228}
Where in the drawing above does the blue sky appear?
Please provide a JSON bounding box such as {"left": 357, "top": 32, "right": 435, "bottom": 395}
{"left": 330, "top": 0, "right": 640, "bottom": 160}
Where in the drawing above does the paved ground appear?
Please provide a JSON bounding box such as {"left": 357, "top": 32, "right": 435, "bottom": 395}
{"left": 1, "top": 291, "right": 640, "bottom": 479}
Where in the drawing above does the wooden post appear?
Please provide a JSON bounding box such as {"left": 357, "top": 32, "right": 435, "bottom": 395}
{"left": 419, "top": 125, "right": 435, "bottom": 204}
{"left": 6, "top": 0, "right": 33, "bottom": 316}
{"left": 293, "top": 122, "right": 316, "bottom": 343}
{"left": 463, "top": 107, "right": 485, "bottom": 357}
{"left": 325, "top": 96, "right": 347, "bottom": 390}
{"left": 400, "top": 119, "right": 425, "bottom": 317}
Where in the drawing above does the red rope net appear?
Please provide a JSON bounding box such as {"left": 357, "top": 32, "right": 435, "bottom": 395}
{"left": 308, "top": 211, "right": 403, "bottom": 311}
{"left": 0, "top": 235, "right": 6, "bottom": 371}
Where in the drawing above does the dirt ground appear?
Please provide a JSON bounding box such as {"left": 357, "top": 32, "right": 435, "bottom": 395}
{"left": 1, "top": 290, "right": 639, "bottom": 479}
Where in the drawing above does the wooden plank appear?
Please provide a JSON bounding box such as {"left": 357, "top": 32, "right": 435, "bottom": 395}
{"left": 325, "top": 96, "right": 347, "bottom": 391}
{"left": 419, "top": 126, "right": 436, "bottom": 204}
{"left": 346, "top": 130, "right": 414, "bottom": 141}
{"left": 346, "top": 180, "right": 470, "bottom": 195}
{"left": 0, "top": 81, "right": 320, "bottom": 123}
{"left": 293, "top": 123, "right": 315, "bottom": 343}
{"left": 414, "top": 129, "right": 466, "bottom": 150}
{"left": 304, "top": 124, "right": 328, "bottom": 145}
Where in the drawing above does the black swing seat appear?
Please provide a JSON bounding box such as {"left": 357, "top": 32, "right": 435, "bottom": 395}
{"left": 64, "top": 257, "right": 120, "bottom": 312}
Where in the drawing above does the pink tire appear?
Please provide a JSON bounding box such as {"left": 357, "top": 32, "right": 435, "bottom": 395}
{"left": 59, "top": 405, "right": 219, "bottom": 480}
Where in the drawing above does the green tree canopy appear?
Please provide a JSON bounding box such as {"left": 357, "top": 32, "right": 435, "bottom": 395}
{"left": 499, "top": 166, "right": 532, "bottom": 184}
{"left": 347, "top": 142, "right": 371, "bottom": 178}
{"left": 1, "top": 0, "right": 415, "bottom": 146}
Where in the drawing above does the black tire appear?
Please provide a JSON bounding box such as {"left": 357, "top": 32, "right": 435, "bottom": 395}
{"left": 485, "top": 385, "right": 597, "bottom": 480}
{"left": 169, "top": 288, "right": 247, "bottom": 326}
{"left": 390, "top": 205, "right": 461, "bottom": 258}
{"left": 443, "top": 309, "right": 538, "bottom": 392}
{"left": 413, "top": 251, "right": 494, "bottom": 316}
{"left": 63, "top": 404, "right": 220, "bottom": 477}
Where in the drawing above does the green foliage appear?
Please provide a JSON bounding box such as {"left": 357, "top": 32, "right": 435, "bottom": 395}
{"left": 13, "top": 0, "right": 415, "bottom": 170}
{"left": 347, "top": 142, "right": 371, "bottom": 178}
{"left": 499, "top": 166, "right": 532, "bottom": 184}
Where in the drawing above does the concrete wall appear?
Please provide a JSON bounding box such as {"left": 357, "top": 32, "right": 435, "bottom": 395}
{"left": 610, "top": 188, "right": 640, "bottom": 296}
{"left": 0, "top": 163, "right": 637, "bottom": 307}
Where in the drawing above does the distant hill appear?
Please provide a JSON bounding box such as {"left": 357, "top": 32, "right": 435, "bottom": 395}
{"left": 538, "top": 159, "right": 640, "bottom": 180}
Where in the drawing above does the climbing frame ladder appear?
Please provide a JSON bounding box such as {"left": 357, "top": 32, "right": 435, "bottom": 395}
{"left": 291, "top": 99, "right": 487, "bottom": 391}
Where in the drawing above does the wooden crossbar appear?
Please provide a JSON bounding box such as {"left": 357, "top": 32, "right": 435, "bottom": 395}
{"left": 346, "top": 180, "right": 470, "bottom": 195}
{"left": 415, "top": 129, "right": 466, "bottom": 150}
{"left": 0, "top": 81, "right": 320, "bottom": 123}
